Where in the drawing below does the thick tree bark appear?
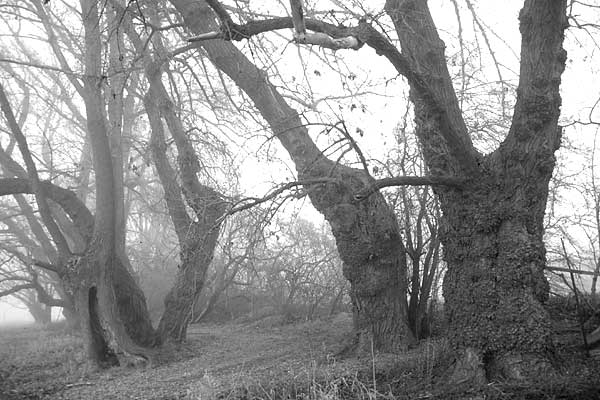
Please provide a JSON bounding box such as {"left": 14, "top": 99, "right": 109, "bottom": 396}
{"left": 169, "top": 0, "right": 415, "bottom": 351}
{"left": 438, "top": 177, "right": 555, "bottom": 382}
{"left": 306, "top": 161, "right": 415, "bottom": 351}
{"left": 384, "top": 0, "right": 567, "bottom": 381}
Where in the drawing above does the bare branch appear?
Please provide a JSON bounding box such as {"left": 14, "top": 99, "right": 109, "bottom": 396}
{"left": 187, "top": 7, "right": 361, "bottom": 50}
{"left": 545, "top": 266, "right": 599, "bottom": 276}
{"left": 222, "top": 178, "right": 338, "bottom": 218}
{"left": 354, "top": 176, "right": 465, "bottom": 201}
{"left": 0, "top": 57, "right": 85, "bottom": 78}
{"left": 205, "top": 0, "right": 235, "bottom": 26}
{"left": 337, "top": 120, "right": 370, "bottom": 176}
{"left": 0, "top": 178, "right": 94, "bottom": 246}
{"left": 0, "top": 84, "right": 71, "bottom": 257}
{"left": 0, "top": 283, "right": 35, "bottom": 298}
{"left": 32, "top": 259, "right": 62, "bottom": 274}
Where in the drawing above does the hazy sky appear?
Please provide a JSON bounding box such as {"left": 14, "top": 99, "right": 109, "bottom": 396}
{"left": 0, "top": 300, "right": 32, "bottom": 325}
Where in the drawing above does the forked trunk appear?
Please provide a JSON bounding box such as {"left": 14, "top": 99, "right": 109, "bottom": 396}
{"left": 383, "top": 0, "right": 566, "bottom": 382}
{"left": 76, "top": 0, "right": 159, "bottom": 366}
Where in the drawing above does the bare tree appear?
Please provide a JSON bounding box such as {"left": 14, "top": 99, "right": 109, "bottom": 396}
{"left": 169, "top": 0, "right": 416, "bottom": 353}
{"left": 170, "top": 0, "right": 568, "bottom": 383}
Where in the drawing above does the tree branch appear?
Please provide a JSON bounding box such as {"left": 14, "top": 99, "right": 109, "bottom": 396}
{"left": 187, "top": 8, "right": 361, "bottom": 49}
{"left": 0, "top": 178, "right": 94, "bottom": 245}
{"left": 290, "top": 0, "right": 306, "bottom": 39}
{"left": 32, "top": 259, "right": 62, "bottom": 274}
{"left": 222, "top": 178, "right": 338, "bottom": 218}
{"left": 496, "top": 0, "right": 567, "bottom": 170}
{"left": 354, "top": 176, "right": 465, "bottom": 201}
{"left": 0, "top": 84, "right": 71, "bottom": 257}
{"left": 30, "top": 272, "right": 66, "bottom": 308}
{"left": 0, "top": 283, "right": 35, "bottom": 298}
{"left": 385, "top": 0, "right": 479, "bottom": 175}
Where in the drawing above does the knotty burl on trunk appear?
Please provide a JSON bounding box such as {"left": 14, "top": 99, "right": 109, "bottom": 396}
{"left": 439, "top": 168, "right": 555, "bottom": 380}
{"left": 304, "top": 160, "right": 415, "bottom": 351}
{"left": 387, "top": 0, "right": 567, "bottom": 381}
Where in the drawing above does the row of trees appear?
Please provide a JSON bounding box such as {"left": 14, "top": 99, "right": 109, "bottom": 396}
{"left": 0, "top": 0, "right": 598, "bottom": 385}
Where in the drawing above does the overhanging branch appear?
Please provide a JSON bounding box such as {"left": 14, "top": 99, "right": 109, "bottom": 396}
{"left": 187, "top": 8, "right": 362, "bottom": 50}
{"left": 0, "top": 178, "right": 94, "bottom": 245}
{"left": 354, "top": 176, "right": 465, "bottom": 201}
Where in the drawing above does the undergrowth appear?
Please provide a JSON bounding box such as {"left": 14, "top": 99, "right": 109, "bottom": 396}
{"left": 1, "top": 304, "right": 600, "bottom": 400}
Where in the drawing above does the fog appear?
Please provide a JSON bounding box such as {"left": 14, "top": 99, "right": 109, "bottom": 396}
{"left": 0, "top": 301, "right": 33, "bottom": 326}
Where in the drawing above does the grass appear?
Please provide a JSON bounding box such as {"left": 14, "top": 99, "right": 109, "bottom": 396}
{"left": 1, "top": 312, "right": 600, "bottom": 399}
{"left": 0, "top": 322, "right": 87, "bottom": 398}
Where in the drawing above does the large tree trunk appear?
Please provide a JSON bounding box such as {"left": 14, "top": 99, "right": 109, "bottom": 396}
{"left": 304, "top": 160, "right": 414, "bottom": 351}
{"left": 383, "top": 0, "right": 567, "bottom": 381}
{"left": 64, "top": 245, "right": 159, "bottom": 367}
{"left": 77, "top": 0, "right": 159, "bottom": 365}
{"left": 141, "top": 56, "right": 225, "bottom": 341}
{"left": 169, "top": 0, "right": 415, "bottom": 351}
{"left": 439, "top": 177, "right": 554, "bottom": 382}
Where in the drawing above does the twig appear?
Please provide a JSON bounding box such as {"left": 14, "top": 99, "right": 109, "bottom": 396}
{"left": 337, "top": 120, "right": 371, "bottom": 178}
{"left": 217, "top": 178, "right": 337, "bottom": 222}
{"left": 545, "top": 266, "right": 600, "bottom": 276}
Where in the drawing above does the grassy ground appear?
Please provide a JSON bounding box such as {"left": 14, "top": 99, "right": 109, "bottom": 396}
{"left": 1, "top": 313, "right": 600, "bottom": 400}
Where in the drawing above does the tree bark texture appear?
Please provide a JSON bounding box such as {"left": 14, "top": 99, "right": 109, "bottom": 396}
{"left": 169, "top": 0, "right": 416, "bottom": 351}
{"left": 384, "top": 0, "right": 567, "bottom": 381}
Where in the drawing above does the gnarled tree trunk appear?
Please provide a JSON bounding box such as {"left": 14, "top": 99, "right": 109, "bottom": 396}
{"left": 169, "top": 0, "right": 416, "bottom": 351}
{"left": 303, "top": 160, "right": 414, "bottom": 351}
{"left": 384, "top": 0, "right": 567, "bottom": 381}
{"left": 439, "top": 176, "right": 554, "bottom": 382}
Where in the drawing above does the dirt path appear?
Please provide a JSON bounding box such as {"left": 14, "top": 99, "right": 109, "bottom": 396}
{"left": 1, "top": 315, "right": 357, "bottom": 399}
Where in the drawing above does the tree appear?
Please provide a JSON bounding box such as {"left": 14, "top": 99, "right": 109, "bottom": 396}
{"left": 174, "top": 0, "right": 568, "bottom": 382}
{"left": 169, "top": 0, "right": 416, "bottom": 353}
{"left": 1, "top": 0, "right": 250, "bottom": 364}
{"left": 0, "top": 0, "right": 159, "bottom": 365}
